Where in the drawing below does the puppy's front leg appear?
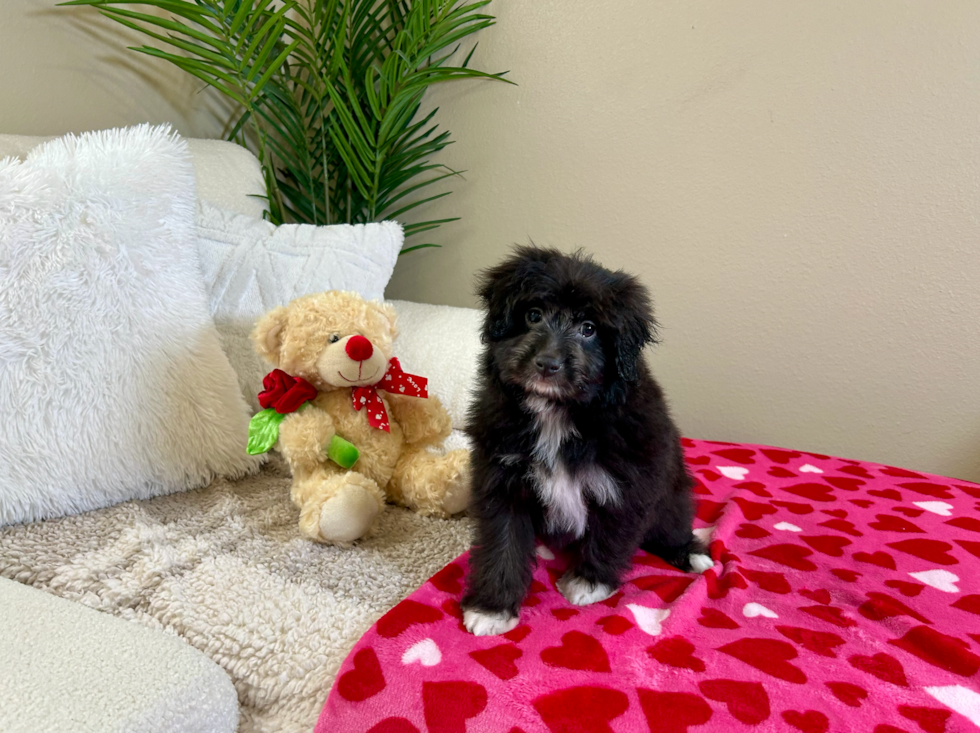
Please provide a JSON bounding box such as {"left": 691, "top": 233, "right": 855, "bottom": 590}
{"left": 558, "top": 508, "right": 638, "bottom": 606}
{"left": 462, "top": 503, "right": 536, "bottom": 636}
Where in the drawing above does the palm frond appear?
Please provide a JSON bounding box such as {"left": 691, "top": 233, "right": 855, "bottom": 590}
{"left": 61, "top": 0, "right": 511, "bottom": 249}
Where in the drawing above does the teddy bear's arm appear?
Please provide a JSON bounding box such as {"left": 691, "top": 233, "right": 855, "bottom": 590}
{"left": 278, "top": 408, "right": 336, "bottom": 473}
{"left": 387, "top": 393, "right": 452, "bottom": 446}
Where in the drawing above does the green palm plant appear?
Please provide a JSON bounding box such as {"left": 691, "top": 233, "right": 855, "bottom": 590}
{"left": 61, "top": 0, "right": 511, "bottom": 252}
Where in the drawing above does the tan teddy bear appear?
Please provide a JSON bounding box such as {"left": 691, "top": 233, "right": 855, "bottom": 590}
{"left": 251, "top": 290, "right": 471, "bottom": 545}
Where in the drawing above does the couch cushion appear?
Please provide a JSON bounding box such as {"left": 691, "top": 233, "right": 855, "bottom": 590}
{"left": 0, "top": 577, "right": 239, "bottom": 733}
{"left": 388, "top": 299, "right": 482, "bottom": 431}
{"left": 0, "top": 133, "right": 267, "bottom": 219}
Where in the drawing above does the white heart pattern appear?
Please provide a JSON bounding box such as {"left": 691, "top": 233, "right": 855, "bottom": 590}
{"left": 925, "top": 685, "right": 980, "bottom": 727}
{"left": 401, "top": 638, "right": 442, "bottom": 667}
{"left": 798, "top": 464, "right": 823, "bottom": 474}
{"left": 628, "top": 604, "right": 670, "bottom": 636}
{"left": 535, "top": 545, "right": 555, "bottom": 560}
{"left": 774, "top": 522, "right": 803, "bottom": 532}
{"left": 909, "top": 569, "right": 960, "bottom": 593}
{"left": 718, "top": 466, "right": 749, "bottom": 481}
{"left": 742, "top": 602, "right": 779, "bottom": 619}
{"left": 914, "top": 501, "right": 953, "bottom": 516}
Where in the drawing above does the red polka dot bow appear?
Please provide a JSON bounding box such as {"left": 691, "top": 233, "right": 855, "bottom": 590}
{"left": 351, "top": 357, "right": 428, "bottom": 432}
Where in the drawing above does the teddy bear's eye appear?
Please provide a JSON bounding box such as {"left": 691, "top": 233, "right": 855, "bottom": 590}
{"left": 329, "top": 334, "right": 340, "bottom": 344}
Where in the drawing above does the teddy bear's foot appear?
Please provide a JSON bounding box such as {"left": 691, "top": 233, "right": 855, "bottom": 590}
{"left": 439, "top": 449, "right": 472, "bottom": 515}
{"left": 317, "top": 476, "right": 384, "bottom": 544}
{"left": 388, "top": 446, "right": 471, "bottom": 518}
{"left": 295, "top": 471, "right": 385, "bottom": 545}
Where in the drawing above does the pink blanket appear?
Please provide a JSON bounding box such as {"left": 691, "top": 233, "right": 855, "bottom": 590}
{"left": 316, "top": 439, "right": 980, "bottom": 733}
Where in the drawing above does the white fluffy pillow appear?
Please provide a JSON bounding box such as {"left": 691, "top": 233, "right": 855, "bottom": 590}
{"left": 196, "top": 201, "right": 402, "bottom": 409}
{"left": 0, "top": 125, "right": 261, "bottom": 527}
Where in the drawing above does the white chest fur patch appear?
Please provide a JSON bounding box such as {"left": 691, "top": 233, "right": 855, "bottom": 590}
{"left": 526, "top": 398, "right": 618, "bottom": 537}
{"left": 526, "top": 396, "right": 577, "bottom": 468}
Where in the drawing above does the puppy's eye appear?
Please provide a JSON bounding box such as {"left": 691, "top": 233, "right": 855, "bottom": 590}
{"left": 526, "top": 308, "right": 543, "bottom": 325}
{"left": 580, "top": 321, "right": 596, "bottom": 338}
{"left": 329, "top": 334, "right": 340, "bottom": 344}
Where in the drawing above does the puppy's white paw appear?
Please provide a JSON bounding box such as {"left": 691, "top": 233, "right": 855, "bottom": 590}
{"left": 557, "top": 573, "right": 616, "bottom": 606}
{"left": 689, "top": 553, "right": 714, "bottom": 574}
{"left": 463, "top": 608, "right": 519, "bottom": 636}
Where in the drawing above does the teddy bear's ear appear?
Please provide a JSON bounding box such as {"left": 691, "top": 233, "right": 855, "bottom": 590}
{"left": 252, "top": 306, "right": 288, "bottom": 366}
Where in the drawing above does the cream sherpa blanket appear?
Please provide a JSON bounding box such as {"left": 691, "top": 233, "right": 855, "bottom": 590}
{"left": 0, "top": 455, "right": 472, "bottom": 733}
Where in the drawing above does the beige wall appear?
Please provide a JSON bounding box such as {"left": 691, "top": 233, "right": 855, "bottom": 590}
{"left": 1, "top": 0, "right": 230, "bottom": 138}
{"left": 388, "top": 0, "right": 980, "bottom": 482}
{"left": 3, "top": 1, "right": 979, "bottom": 481}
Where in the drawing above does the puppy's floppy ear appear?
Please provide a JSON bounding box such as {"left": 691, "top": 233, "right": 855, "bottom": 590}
{"left": 476, "top": 257, "right": 523, "bottom": 342}
{"left": 604, "top": 272, "right": 659, "bottom": 402}
{"left": 252, "top": 306, "right": 288, "bottom": 366}
{"left": 477, "top": 244, "right": 559, "bottom": 341}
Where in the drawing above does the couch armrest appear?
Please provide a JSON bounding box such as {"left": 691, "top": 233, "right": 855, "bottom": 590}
{"left": 0, "top": 578, "right": 239, "bottom": 733}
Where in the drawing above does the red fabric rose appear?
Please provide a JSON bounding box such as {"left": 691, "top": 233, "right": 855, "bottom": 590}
{"left": 258, "top": 369, "right": 317, "bottom": 414}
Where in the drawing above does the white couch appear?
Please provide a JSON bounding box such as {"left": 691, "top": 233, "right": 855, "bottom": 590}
{"left": 0, "top": 576, "right": 239, "bottom": 733}
{"left": 0, "top": 134, "right": 481, "bottom": 733}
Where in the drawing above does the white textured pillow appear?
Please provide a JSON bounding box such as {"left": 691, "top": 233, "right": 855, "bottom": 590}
{"left": 0, "top": 125, "right": 261, "bottom": 527}
{"left": 196, "top": 201, "right": 402, "bottom": 408}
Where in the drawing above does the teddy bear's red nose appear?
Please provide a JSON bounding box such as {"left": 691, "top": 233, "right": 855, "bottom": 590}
{"left": 345, "top": 334, "right": 374, "bottom": 362}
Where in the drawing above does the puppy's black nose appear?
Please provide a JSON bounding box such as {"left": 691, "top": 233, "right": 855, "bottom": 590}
{"left": 535, "top": 356, "right": 562, "bottom": 376}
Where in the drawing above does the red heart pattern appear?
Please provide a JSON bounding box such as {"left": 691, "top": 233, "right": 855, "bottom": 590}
{"left": 637, "top": 689, "right": 713, "bottom": 733}
{"left": 853, "top": 550, "right": 897, "bottom": 570}
{"left": 887, "top": 539, "right": 959, "bottom": 565}
{"left": 429, "top": 563, "right": 464, "bottom": 594}
{"left": 717, "top": 638, "right": 807, "bottom": 683}
{"left": 647, "top": 636, "right": 705, "bottom": 672}
{"left": 630, "top": 574, "right": 694, "bottom": 602}
{"left": 826, "top": 681, "right": 868, "bottom": 707}
{"left": 736, "top": 522, "right": 771, "bottom": 539}
{"left": 898, "top": 705, "right": 951, "bottom": 733}
{"left": 532, "top": 686, "right": 628, "bottom": 733}
{"left": 742, "top": 568, "right": 792, "bottom": 594}
{"left": 783, "top": 709, "right": 829, "bottom": 733}
{"left": 595, "top": 614, "right": 633, "bottom": 635}
{"left": 776, "top": 625, "right": 845, "bottom": 657}
{"left": 470, "top": 643, "right": 522, "bottom": 680}
{"left": 848, "top": 652, "right": 909, "bottom": 687}
{"left": 698, "top": 607, "right": 740, "bottom": 629}
{"left": 801, "top": 535, "right": 852, "bottom": 557}
{"left": 376, "top": 600, "right": 443, "bottom": 638}
{"left": 799, "top": 588, "right": 832, "bottom": 605}
{"left": 366, "top": 719, "right": 419, "bottom": 733}
{"left": 749, "top": 543, "right": 818, "bottom": 571}
{"left": 317, "top": 440, "right": 980, "bottom": 733}
{"left": 869, "top": 514, "right": 924, "bottom": 533}
{"left": 699, "top": 679, "right": 770, "bottom": 724}
{"left": 336, "top": 648, "right": 386, "bottom": 702}
{"left": 422, "top": 681, "right": 486, "bottom": 733}
{"left": 540, "top": 631, "right": 610, "bottom": 672}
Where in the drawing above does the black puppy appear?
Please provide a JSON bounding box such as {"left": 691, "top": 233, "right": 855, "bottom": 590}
{"left": 461, "top": 246, "right": 711, "bottom": 636}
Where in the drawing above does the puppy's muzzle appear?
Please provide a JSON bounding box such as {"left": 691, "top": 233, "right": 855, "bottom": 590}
{"left": 534, "top": 354, "right": 563, "bottom": 377}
